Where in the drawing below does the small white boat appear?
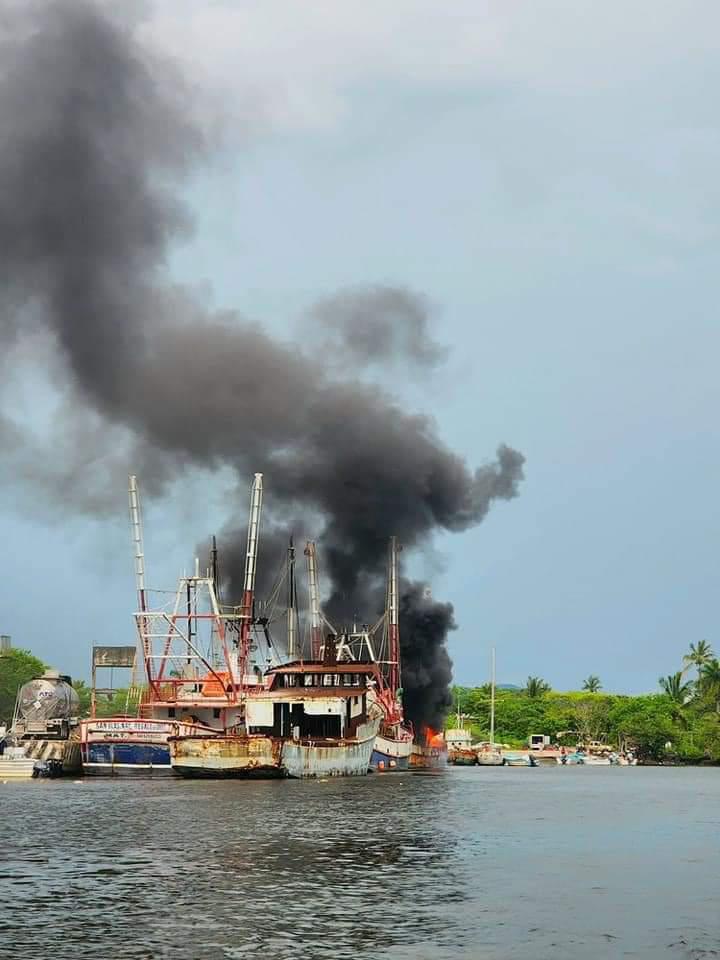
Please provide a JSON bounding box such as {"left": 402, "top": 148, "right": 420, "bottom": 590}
{"left": 0, "top": 746, "right": 37, "bottom": 780}
{"left": 504, "top": 752, "right": 537, "bottom": 767}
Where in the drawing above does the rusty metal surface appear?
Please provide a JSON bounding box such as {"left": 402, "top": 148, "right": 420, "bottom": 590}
{"left": 281, "top": 715, "right": 380, "bottom": 778}
{"left": 170, "top": 735, "right": 283, "bottom": 775}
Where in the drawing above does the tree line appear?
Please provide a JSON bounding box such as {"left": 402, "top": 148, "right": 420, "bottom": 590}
{"left": 451, "top": 641, "right": 720, "bottom": 763}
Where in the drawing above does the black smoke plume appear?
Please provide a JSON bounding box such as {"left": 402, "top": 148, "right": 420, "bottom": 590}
{"left": 0, "top": 2, "right": 525, "bottom": 730}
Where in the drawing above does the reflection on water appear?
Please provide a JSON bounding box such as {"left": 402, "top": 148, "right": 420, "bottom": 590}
{"left": 1, "top": 768, "right": 718, "bottom": 959}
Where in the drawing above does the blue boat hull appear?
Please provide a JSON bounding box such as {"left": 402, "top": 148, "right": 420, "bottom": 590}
{"left": 81, "top": 741, "right": 172, "bottom": 776}
{"left": 369, "top": 748, "right": 410, "bottom": 772}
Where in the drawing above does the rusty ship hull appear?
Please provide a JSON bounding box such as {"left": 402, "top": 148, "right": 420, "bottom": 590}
{"left": 170, "top": 715, "right": 381, "bottom": 779}
{"left": 169, "top": 734, "right": 284, "bottom": 778}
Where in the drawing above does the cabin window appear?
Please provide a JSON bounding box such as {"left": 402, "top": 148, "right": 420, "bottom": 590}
{"left": 323, "top": 674, "right": 333, "bottom": 686}
{"left": 353, "top": 696, "right": 358, "bottom": 706}
{"left": 213, "top": 709, "right": 221, "bottom": 719}
{"left": 287, "top": 675, "right": 297, "bottom": 687}
{"left": 168, "top": 708, "right": 176, "bottom": 718}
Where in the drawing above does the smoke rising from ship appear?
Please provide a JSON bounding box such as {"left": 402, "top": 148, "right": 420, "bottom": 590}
{"left": 0, "top": 1, "right": 525, "bottom": 729}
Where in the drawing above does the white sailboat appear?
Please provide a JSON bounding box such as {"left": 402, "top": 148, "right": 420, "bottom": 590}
{"left": 475, "top": 647, "right": 505, "bottom": 766}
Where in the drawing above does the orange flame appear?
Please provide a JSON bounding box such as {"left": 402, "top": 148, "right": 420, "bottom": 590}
{"left": 420, "top": 725, "right": 446, "bottom": 749}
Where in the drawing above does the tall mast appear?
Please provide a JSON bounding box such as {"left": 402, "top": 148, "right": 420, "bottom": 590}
{"left": 304, "top": 541, "right": 322, "bottom": 660}
{"left": 287, "top": 536, "right": 298, "bottom": 659}
{"left": 238, "top": 473, "right": 263, "bottom": 683}
{"left": 128, "top": 475, "right": 147, "bottom": 618}
{"left": 127, "top": 476, "right": 148, "bottom": 712}
{"left": 211, "top": 535, "right": 219, "bottom": 596}
{"left": 387, "top": 536, "right": 401, "bottom": 695}
{"left": 490, "top": 645, "right": 496, "bottom": 748}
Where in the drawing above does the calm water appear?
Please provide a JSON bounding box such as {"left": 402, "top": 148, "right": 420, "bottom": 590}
{"left": 1, "top": 767, "right": 718, "bottom": 959}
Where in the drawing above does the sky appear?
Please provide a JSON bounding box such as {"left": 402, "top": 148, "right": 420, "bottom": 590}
{"left": 1, "top": 0, "right": 719, "bottom": 692}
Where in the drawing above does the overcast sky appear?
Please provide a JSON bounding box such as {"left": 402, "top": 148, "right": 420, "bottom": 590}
{"left": 2, "top": 1, "right": 719, "bottom": 692}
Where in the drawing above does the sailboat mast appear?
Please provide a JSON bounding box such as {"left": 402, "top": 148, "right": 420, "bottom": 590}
{"left": 490, "top": 645, "right": 496, "bottom": 747}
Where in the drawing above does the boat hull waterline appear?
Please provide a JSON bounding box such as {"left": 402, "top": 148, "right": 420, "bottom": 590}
{"left": 170, "top": 716, "right": 381, "bottom": 779}
{"left": 369, "top": 731, "right": 413, "bottom": 772}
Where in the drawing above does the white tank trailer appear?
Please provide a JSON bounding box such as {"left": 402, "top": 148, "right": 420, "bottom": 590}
{"left": 13, "top": 670, "right": 80, "bottom": 740}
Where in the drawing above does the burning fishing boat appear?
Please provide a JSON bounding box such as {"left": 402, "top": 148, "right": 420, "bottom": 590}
{"left": 410, "top": 728, "right": 447, "bottom": 770}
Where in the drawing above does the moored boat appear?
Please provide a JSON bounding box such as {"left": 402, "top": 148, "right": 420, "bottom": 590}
{"left": 368, "top": 538, "right": 414, "bottom": 772}
{"left": 170, "top": 657, "right": 382, "bottom": 778}
{"left": 504, "top": 752, "right": 537, "bottom": 767}
{"left": 475, "top": 744, "right": 505, "bottom": 766}
{"left": 475, "top": 646, "right": 505, "bottom": 766}
{"left": 80, "top": 717, "right": 216, "bottom": 776}
{"left": 371, "top": 723, "right": 413, "bottom": 772}
{"left": 0, "top": 746, "right": 38, "bottom": 780}
{"left": 446, "top": 727, "right": 477, "bottom": 765}
{"left": 409, "top": 729, "right": 447, "bottom": 770}
{"left": 81, "top": 474, "right": 266, "bottom": 776}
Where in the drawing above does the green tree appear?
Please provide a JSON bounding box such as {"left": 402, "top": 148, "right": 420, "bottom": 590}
{"left": 524, "top": 676, "right": 551, "bottom": 698}
{"left": 582, "top": 675, "right": 602, "bottom": 693}
{"left": 0, "top": 648, "right": 48, "bottom": 723}
{"left": 658, "top": 672, "right": 692, "bottom": 704}
{"left": 608, "top": 695, "right": 676, "bottom": 760}
{"left": 698, "top": 659, "right": 720, "bottom": 711}
{"left": 493, "top": 693, "right": 547, "bottom": 745}
{"left": 683, "top": 640, "right": 714, "bottom": 676}
{"left": 573, "top": 697, "right": 611, "bottom": 744}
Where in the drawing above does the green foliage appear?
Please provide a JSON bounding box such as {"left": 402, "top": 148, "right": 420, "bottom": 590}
{"left": 71, "top": 681, "right": 141, "bottom": 719}
{"left": 446, "top": 683, "right": 720, "bottom": 763}
{"left": 683, "top": 640, "right": 714, "bottom": 675}
{"left": 698, "top": 659, "right": 720, "bottom": 708}
{"left": 582, "top": 675, "right": 602, "bottom": 693}
{"left": 658, "top": 672, "right": 692, "bottom": 704}
{"left": 0, "top": 648, "right": 48, "bottom": 724}
{"left": 524, "top": 676, "right": 551, "bottom": 698}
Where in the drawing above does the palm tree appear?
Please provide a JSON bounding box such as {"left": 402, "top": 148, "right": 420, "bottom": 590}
{"left": 698, "top": 659, "right": 720, "bottom": 711}
{"left": 582, "top": 675, "right": 602, "bottom": 693}
{"left": 682, "top": 640, "right": 714, "bottom": 677}
{"left": 658, "top": 672, "right": 692, "bottom": 704}
{"left": 525, "top": 676, "right": 550, "bottom": 698}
